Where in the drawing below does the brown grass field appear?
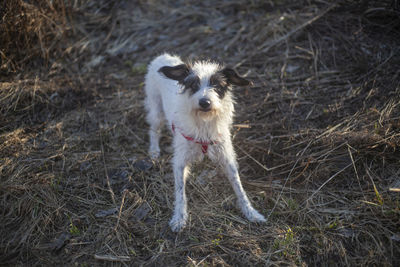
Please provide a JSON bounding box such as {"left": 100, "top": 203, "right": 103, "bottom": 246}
{"left": 1, "top": 0, "right": 400, "bottom": 266}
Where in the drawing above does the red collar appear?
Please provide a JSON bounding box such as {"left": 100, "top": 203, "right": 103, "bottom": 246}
{"left": 171, "top": 123, "right": 217, "bottom": 154}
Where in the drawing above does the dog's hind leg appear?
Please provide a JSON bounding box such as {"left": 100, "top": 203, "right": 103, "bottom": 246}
{"left": 145, "top": 89, "right": 163, "bottom": 159}
{"left": 220, "top": 142, "right": 266, "bottom": 223}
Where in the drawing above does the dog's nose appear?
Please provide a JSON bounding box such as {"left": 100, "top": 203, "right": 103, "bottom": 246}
{"left": 199, "top": 98, "right": 211, "bottom": 109}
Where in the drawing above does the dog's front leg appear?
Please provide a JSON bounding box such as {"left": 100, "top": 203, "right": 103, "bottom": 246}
{"left": 220, "top": 142, "right": 266, "bottom": 223}
{"left": 169, "top": 154, "right": 191, "bottom": 232}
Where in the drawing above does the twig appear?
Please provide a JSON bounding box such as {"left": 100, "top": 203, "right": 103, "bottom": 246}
{"left": 304, "top": 162, "right": 354, "bottom": 204}
{"left": 233, "top": 123, "right": 251, "bottom": 129}
{"left": 100, "top": 130, "right": 116, "bottom": 205}
{"left": 235, "top": 3, "right": 337, "bottom": 68}
{"left": 224, "top": 25, "right": 246, "bottom": 51}
{"left": 266, "top": 140, "right": 313, "bottom": 223}
{"left": 94, "top": 254, "right": 131, "bottom": 262}
{"left": 114, "top": 189, "right": 127, "bottom": 231}
{"left": 258, "top": 4, "right": 337, "bottom": 53}
{"left": 235, "top": 144, "right": 273, "bottom": 172}
{"left": 347, "top": 144, "right": 367, "bottom": 200}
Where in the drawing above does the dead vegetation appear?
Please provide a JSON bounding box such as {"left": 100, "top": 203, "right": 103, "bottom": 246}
{"left": 1, "top": 0, "right": 400, "bottom": 266}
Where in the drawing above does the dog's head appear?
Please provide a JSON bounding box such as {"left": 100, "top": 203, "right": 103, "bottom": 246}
{"left": 158, "top": 61, "right": 252, "bottom": 120}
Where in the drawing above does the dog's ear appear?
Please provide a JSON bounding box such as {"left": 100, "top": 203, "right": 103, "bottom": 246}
{"left": 158, "top": 64, "right": 190, "bottom": 83}
{"left": 221, "top": 68, "right": 253, "bottom": 87}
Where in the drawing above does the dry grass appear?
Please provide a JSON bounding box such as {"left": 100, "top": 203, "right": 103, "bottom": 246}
{"left": 1, "top": 0, "right": 400, "bottom": 266}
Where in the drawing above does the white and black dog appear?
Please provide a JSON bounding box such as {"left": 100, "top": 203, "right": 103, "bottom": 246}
{"left": 144, "top": 53, "right": 265, "bottom": 232}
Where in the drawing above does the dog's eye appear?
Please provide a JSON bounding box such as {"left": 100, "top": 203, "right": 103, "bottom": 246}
{"left": 210, "top": 74, "right": 229, "bottom": 98}
{"left": 214, "top": 85, "right": 228, "bottom": 99}
{"left": 190, "top": 82, "right": 199, "bottom": 91}
{"left": 183, "top": 76, "right": 200, "bottom": 94}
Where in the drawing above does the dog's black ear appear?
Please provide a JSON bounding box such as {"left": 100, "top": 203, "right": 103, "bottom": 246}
{"left": 221, "top": 68, "right": 253, "bottom": 86}
{"left": 158, "top": 64, "right": 190, "bottom": 83}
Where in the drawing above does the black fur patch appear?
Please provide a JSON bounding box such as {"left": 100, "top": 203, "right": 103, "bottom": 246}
{"left": 221, "top": 68, "right": 252, "bottom": 86}
{"left": 182, "top": 75, "right": 200, "bottom": 95}
{"left": 158, "top": 64, "right": 190, "bottom": 83}
{"left": 210, "top": 72, "right": 229, "bottom": 99}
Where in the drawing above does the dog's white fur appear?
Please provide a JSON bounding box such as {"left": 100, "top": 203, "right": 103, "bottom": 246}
{"left": 144, "top": 53, "right": 265, "bottom": 232}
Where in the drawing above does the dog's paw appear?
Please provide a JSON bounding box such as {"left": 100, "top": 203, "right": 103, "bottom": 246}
{"left": 149, "top": 148, "right": 160, "bottom": 159}
{"left": 244, "top": 208, "right": 266, "bottom": 223}
{"left": 169, "top": 214, "right": 187, "bottom": 232}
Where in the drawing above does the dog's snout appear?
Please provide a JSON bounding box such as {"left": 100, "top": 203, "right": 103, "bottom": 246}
{"left": 199, "top": 98, "right": 211, "bottom": 109}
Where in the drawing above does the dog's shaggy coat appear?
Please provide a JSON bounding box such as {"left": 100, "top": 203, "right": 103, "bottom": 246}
{"left": 144, "top": 53, "right": 265, "bottom": 232}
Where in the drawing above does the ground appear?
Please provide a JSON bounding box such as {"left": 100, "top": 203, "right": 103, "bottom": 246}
{"left": 1, "top": 0, "right": 400, "bottom": 266}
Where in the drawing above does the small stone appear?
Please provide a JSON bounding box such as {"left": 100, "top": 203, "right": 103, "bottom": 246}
{"left": 132, "top": 202, "right": 152, "bottom": 221}
{"left": 133, "top": 159, "right": 153, "bottom": 171}
{"left": 95, "top": 207, "right": 118, "bottom": 218}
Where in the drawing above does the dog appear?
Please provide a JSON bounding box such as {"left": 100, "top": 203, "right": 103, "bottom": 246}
{"left": 144, "top": 53, "right": 266, "bottom": 232}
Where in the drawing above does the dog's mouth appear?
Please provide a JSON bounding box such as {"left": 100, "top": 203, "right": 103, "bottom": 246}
{"left": 194, "top": 108, "right": 217, "bottom": 120}
{"left": 199, "top": 107, "right": 212, "bottom": 112}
